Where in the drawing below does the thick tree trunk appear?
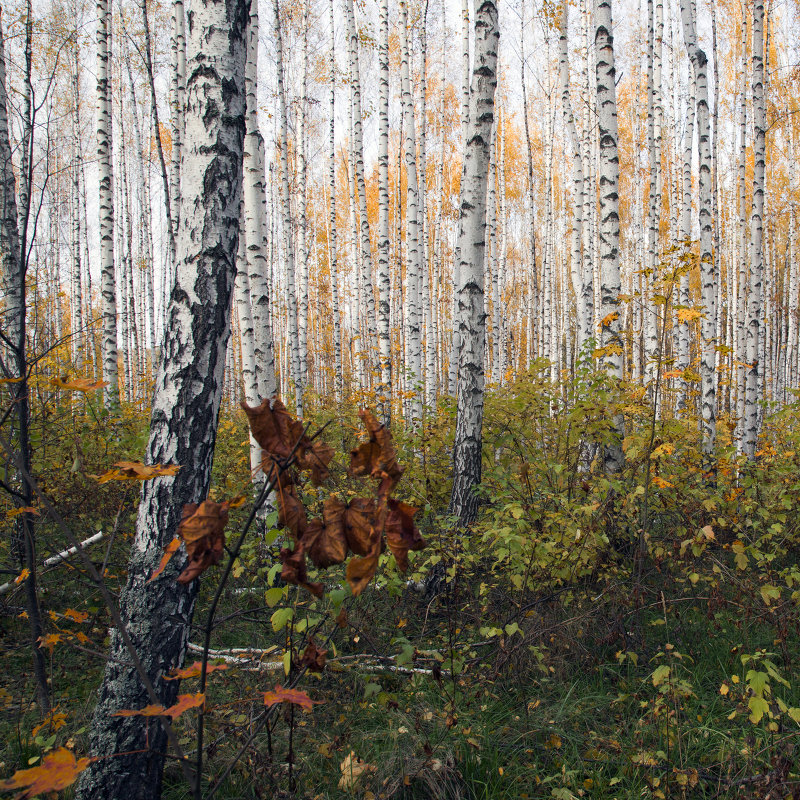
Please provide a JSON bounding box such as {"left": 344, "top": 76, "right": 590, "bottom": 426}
{"left": 377, "top": 0, "right": 391, "bottom": 420}
{"left": 75, "top": 0, "right": 248, "bottom": 795}
{"left": 449, "top": 0, "right": 499, "bottom": 528}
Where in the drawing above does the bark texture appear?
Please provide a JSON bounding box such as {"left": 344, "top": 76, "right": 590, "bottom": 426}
{"left": 75, "top": 0, "right": 249, "bottom": 795}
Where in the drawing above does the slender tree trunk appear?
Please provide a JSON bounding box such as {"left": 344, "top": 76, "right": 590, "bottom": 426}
{"left": 449, "top": 0, "right": 499, "bottom": 528}
{"left": 680, "top": 0, "right": 716, "bottom": 456}
{"left": 399, "top": 0, "right": 423, "bottom": 423}
{"left": 272, "top": 0, "right": 302, "bottom": 416}
{"left": 377, "top": 0, "right": 391, "bottom": 421}
{"left": 595, "top": 0, "right": 624, "bottom": 474}
{"left": 75, "top": 0, "right": 248, "bottom": 794}
{"left": 97, "top": 0, "right": 118, "bottom": 407}
{"left": 743, "top": 0, "right": 766, "bottom": 457}
{"left": 170, "top": 0, "right": 186, "bottom": 251}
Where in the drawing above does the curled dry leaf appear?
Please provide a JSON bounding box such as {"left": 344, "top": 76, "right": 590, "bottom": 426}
{"left": 0, "top": 747, "right": 96, "bottom": 799}
{"left": 306, "top": 498, "right": 348, "bottom": 567}
{"left": 344, "top": 497, "right": 382, "bottom": 557}
{"left": 280, "top": 543, "right": 323, "bottom": 597}
{"left": 338, "top": 751, "right": 376, "bottom": 791}
{"left": 346, "top": 554, "right": 380, "bottom": 597}
{"left": 49, "top": 376, "right": 109, "bottom": 393}
{"left": 384, "top": 500, "right": 426, "bottom": 572}
{"left": 177, "top": 500, "right": 229, "bottom": 584}
{"left": 242, "top": 397, "right": 333, "bottom": 483}
{"left": 349, "top": 409, "right": 404, "bottom": 497}
{"left": 300, "top": 638, "right": 327, "bottom": 672}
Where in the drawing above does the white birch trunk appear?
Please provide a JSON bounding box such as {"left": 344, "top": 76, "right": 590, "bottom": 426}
{"left": 75, "top": 0, "right": 248, "bottom": 794}
{"left": 743, "top": 0, "right": 766, "bottom": 457}
{"left": 449, "top": 0, "right": 499, "bottom": 527}
{"left": 595, "top": 0, "right": 624, "bottom": 473}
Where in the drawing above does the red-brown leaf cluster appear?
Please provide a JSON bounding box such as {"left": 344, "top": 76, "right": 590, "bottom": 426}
{"left": 242, "top": 402, "right": 425, "bottom": 597}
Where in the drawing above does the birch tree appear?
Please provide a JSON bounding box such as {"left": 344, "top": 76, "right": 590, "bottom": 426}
{"left": 96, "top": 0, "right": 118, "bottom": 407}
{"left": 449, "top": 0, "right": 499, "bottom": 528}
{"left": 75, "top": 0, "right": 249, "bottom": 793}
{"left": 743, "top": 0, "right": 766, "bottom": 457}
{"left": 680, "top": 0, "right": 716, "bottom": 456}
{"left": 595, "top": 0, "right": 624, "bottom": 473}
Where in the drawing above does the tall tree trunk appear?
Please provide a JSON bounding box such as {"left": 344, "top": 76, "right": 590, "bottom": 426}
{"left": 75, "top": 0, "right": 248, "bottom": 795}
{"left": 328, "top": 0, "right": 343, "bottom": 403}
{"left": 377, "top": 0, "right": 391, "bottom": 421}
{"left": 272, "top": 0, "right": 302, "bottom": 416}
{"left": 449, "top": 0, "right": 499, "bottom": 528}
{"left": 743, "top": 0, "right": 766, "bottom": 457}
{"left": 399, "top": 0, "right": 423, "bottom": 423}
{"left": 680, "top": 0, "right": 716, "bottom": 457}
{"left": 170, "top": 0, "right": 186, "bottom": 251}
{"left": 97, "top": 0, "right": 118, "bottom": 407}
{"left": 595, "top": 0, "right": 624, "bottom": 474}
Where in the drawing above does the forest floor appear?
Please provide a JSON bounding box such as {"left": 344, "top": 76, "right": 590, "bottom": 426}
{"left": 2, "top": 385, "right": 800, "bottom": 799}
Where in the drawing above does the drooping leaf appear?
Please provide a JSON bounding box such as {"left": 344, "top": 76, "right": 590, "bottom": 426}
{"left": 344, "top": 497, "right": 381, "bottom": 557}
{"left": 112, "top": 693, "right": 204, "bottom": 719}
{"left": 349, "top": 410, "right": 403, "bottom": 497}
{"left": 242, "top": 398, "right": 333, "bottom": 483}
{"left": 0, "top": 747, "right": 95, "bottom": 799}
{"left": 300, "top": 638, "right": 327, "bottom": 672}
{"left": 276, "top": 482, "right": 309, "bottom": 540}
{"left": 279, "top": 544, "right": 323, "bottom": 597}
{"left": 306, "top": 498, "right": 348, "bottom": 567}
{"left": 384, "top": 500, "right": 425, "bottom": 572}
{"left": 346, "top": 554, "right": 380, "bottom": 597}
{"left": 176, "top": 500, "right": 229, "bottom": 584}
{"left": 164, "top": 661, "right": 228, "bottom": 680}
{"left": 262, "top": 685, "right": 321, "bottom": 711}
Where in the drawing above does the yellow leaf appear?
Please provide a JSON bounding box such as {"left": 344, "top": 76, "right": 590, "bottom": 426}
{"left": 338, "top": 751, "right": 376, "bottom": 790}
{"left": 6, "top": 507, "right": 39, "bottom": 520}
{"left": 600, "top": 311, "right": 620, "bottom": 327}
{"left": 14, "top": 568, "right": 30, "bottom": 585}
{"left": 50, "top": 376, "right": 109, "bottom": 393}
{"left": 0, "top": 747, "right": 95, "bottom": 798}
{"left": 719, "top": 683, "right": 729, "bottom": 695}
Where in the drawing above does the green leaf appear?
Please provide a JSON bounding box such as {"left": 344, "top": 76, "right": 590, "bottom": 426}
{"left": 759, "top": 584, "right": 780, "bottom": 606}
{"left": 265, "top": 587, "right": 284, "bottom": 608}
{"left": 651, "top": 665, "right": 670, "bottom": 687}
{"left": 748, "top": 696, "right": 770, "bottom": 724}
{"left": 271, "top": 607, "right": 294, "bottom": 632}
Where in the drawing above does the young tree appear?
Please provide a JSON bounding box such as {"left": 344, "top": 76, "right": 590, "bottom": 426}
{"left": 75, "top": 0, "right": 249, "bottom": 794}
{"left": 449, "top": 0, "right": 499, "bottom": 528}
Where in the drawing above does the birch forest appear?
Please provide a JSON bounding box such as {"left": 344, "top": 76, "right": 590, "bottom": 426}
{"left": 2, "top": 0, "right": 800, "bottom": 795}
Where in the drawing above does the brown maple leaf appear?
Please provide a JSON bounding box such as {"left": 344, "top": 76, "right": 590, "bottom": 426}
{"left": 0, "top": 747, "right": 96, "bottom": 799}
{"left": 300, "top": 638, "right": 327, "bottom": 672}
{"left": 176, "top": 500, "right": 229, "bottom": 584}
{"left": 280, "top": 543, "right": 323, "bottom": 597}
{"left": 349, "top": 409, "right": 404, "bottom": 497}
{"left": 343, "top": 497, "right": 382, "bottom": 557}
{"left": 306, "top": 498, "right": 348, "bottom": 567}
{"left": 384, "top": 500, "right": 426, "bottom": 572}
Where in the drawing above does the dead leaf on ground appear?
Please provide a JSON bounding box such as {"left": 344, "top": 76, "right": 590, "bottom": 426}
{"left": 338, "top": 751, "right": 376, "bottom": 790}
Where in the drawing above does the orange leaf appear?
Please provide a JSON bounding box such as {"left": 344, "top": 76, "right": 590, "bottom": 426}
{"left": 113, "top": 693, "right": 204, "bottom": 719}
{"left": 5, "top": 507, "right": 38, "bottom": 519}
{"left": 49, "top": 376, "right": 109, "bottom": 392}
{"left": 95, "top": 461, "right": 181, "bottom": 483}
{"left": 346, "top": 554, "right": 380, "bottom": 597}
{"left": 0, "top": 747, "right": 95, "bottom": 799}
{"left": 38, "top": 633, "right": 62, "bottom": 653}
{"left": 13, "top": 568, "right": 30, "bottom": 585}
{"left": 63, "top": 609, "right": 89, "bottom": 623}
{"left": 149, "top": 537, "right": 181, "bottom": 583}
{"left": 262, "top": 685, "right": 321, "bottom": 711}
{"left": 164, "top": 661, "right": 228, "bottom": 680}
